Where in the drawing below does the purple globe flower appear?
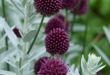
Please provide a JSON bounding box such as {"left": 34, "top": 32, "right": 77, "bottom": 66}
{"left": 38, "top": 58, "right": 68, "bottom": 75}
{"left": 34, "top": 56, "right": 49, "bottom": 74}
{"left": 45, "top": 28, "right": 69, "bottom": 55}
{"left": 71, "top": 0, "right": 87, "bottom": 15}
{"left": 44, "top": 17, "right": 65, "bottom": 34}
{"left": 13, "top": 27, "right": 21, "bottom": 38}
{"left": 62, "top": 0, "right": 80, "bottom": 10}
{"left": 34, "top": 0, "right": 62, "bottom": 16}
{"left": 56, "top": 14, "right": 70, "bottom": 31}
{"left": 97, "top": 72, "right": 102, "bottom": 75}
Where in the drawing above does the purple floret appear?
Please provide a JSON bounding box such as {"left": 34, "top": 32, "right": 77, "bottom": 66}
{"left": 45, "top": 28, "right": 69, "bottom": 55}
{"left": 34, "top": 56, "right": 49, "bottom": 75}
{"left": 56, "top": 14, "right": 70, "bottom": 31}
{"left": 62, "top": 0, "right": 80, "bottom": 10}
{"left": 44, "top": 17, "right": 65, "bottom": 34}
{"left": 34, "top": 0, "right": 62, "bottom": 16}
{"left": 38, "top": 58, "right": 68, "bottom": 75}
{"left": 71, "top": 0, "right": 87, "bottom": 15}
{"left": 13, "top": 27, "right": 21, "bottom": 38}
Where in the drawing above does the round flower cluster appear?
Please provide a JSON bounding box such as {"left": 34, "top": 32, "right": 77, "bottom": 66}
{"left": 34, "top": 56, "right": 49, "bottom": 74}
{"left": 71, "top": 0, "right": 87, "bottom": 15}
{"left": 97, "top": 72, "right": 102, "bottom": 75}
{"left": 56, "top": 14, "right": 70, "bottom": 31}
{"left": 44, "top": 17, "right": 65, "bottom": 34}
{"left": 45, "top": 28, "right": 69, "bottom": 55}
{"left": 62, "top": 0, "right": 80, "bottom": 10}
{"left": 37, "top": 58, "right": 68, "bottom": 75}
{"left": 34, "top": 0, "right": 62, "bottom": 16}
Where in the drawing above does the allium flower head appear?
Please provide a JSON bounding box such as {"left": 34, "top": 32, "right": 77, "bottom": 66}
{"left": 56, "top": 14, "right": 70, "bottom": 31}
{"left": 44, "top": 17, "right": 65, "bottom": 34}
{"left": 13, "top": 27, "right": 21, "bottom": 38}
{"left": 45, "top": 28, "right": 69, "bottom": 55}
{"left": 71, "top": 0, "right": 87, "bottom": 15}
{"left": 34, "top": 56, "right": 49, "bottom": 74}
{"left": 34, "top": 0, "right": 62, "bottom": 16}
{"left": 62, "top": 0, "right": 80, "bottom": 10}
{"left": 38, "top": 58, "right": 68, "bottom": 75}
{"left": 97, "top": 72, "right": 102, "bottom": 75}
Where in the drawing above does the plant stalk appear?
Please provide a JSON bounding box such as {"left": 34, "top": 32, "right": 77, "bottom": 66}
{"left": 70, "top": 0, "right": 82, "bottom": 40}
{"left": 27, "top": 16, "right": 45, "bottom": 54}
{"left": 2, "top": 0, "right": 9, "bottom": 71}
{"left": 64, "top": 9, "right": 68, "bottom": 26}
{"left": 82, "top": 24, "right": 88, "bottom": 53}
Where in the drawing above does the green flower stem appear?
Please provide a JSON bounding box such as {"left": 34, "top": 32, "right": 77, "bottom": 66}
{"left": 64, "top": 9, "right": 68, "bottom": 26}
{"left": 82, "top": 24, "right": 88, "bottom": 53}
{"left": 70, "top": 14, "right": 75, "bottom": 40}
{"left": 82, "top": 0, "right": 90, "bottom": 54}
{"left": 2, "top": 0, "right": 8, "bottom": 50}
{"left": 27, "top": 16, "right": 45, "bottom": 54}
{"left": 2, "top": 0, "right": 9, "bottom": 71}
{"left": 70, "top": 0, "right": 82, "bottom": 40}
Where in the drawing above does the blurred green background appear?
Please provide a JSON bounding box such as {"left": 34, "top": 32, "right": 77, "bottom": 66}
{"left": 68, "top": 0, "right": 110, "bottom": 74}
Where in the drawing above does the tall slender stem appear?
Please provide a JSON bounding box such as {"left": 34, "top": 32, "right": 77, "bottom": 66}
{"left": 82, "top": 23, "right": 88, "bottom": 53}
{"left": 64, "top": 9, "right": 68, "bottom": 26}
{"left": 2, "top": 0, "right": 9, "bottom": 70}
{"left": 27, "top": 16, "right": 45, "bottom": 54}
{"left": 70, "top": 0, "right": 82, "bottom": 40}
{"left": 70, "top": 14, "right": 75, "bottom": 40}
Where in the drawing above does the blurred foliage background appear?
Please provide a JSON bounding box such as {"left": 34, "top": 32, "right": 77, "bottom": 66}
{"left": 69, "top": 0, "right": 110, "bottom": 74}
{"left": 0, "top": 0, "right": 110, "bottom": 75}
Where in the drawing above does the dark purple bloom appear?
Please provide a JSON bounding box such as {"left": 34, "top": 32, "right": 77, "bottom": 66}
{"left": 13, "top": 27, "right": 21, "bottom": 38}
{"left": 62, "top": 0, "right": 80, "bottom": 10}
{"left": 97, "top": 72, "right": 102, "bottom": 75}
{"left": 38, "top": 58, "right": 68, "bottom": 75}
{"left": 71, "top": 0, "right": 87, "bottom": 15}
{"left": 44, "top": 17, "right": 65, "bottom": 34}
{"left": 56, "top": 14, "right": 70, "bottom": 31}
{"left": 34, "top": 0, "right": 62, "bottom": 16}
{"left": 45, "top": 28, "right": 69, "bottom": 55}
{"left": 34, "top": 56, "right": 49, "bottom": 75}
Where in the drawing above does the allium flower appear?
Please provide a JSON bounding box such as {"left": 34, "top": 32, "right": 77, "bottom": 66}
{"left": 97, "top": 72, "right": 102, "bottom": 75}
{"left": 62, "top": 0, "right": 80, "bottom": 10}
{"left": 13, "top": 27, "right": 21, "bottom": 38}
{"left": 56, "top": 14, "right": 70, "bottom": 31}
{"left": 44, "top": 17, "right": 65, "bottom": 34}
{"left": 34, "top": 0, "right": 62, "bottom": 16}
{"left": 81, "top": 53, "right": 105, "bottom": 75}
{"left": 45, "top": 28, "right": 69, "bottom": 55}
{"left": 34, "top": 56, "right": 49, "bottom": 74}
{"left": 38, "top": 58, "right": 68, "bottom": 75}
{"left": 71, "top": 0, "right": 87, "bottom": 15}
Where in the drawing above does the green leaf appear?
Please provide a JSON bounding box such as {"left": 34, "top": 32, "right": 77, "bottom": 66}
{"left": 22, "top": 0, "right": 27, "bottom": 7}
{"left": 17, "top": 44, "right": 22, "bottom": 50}
{"left": 0, "top": 70, "right": 17, "bottom": 75}
{"left": 103, "top": 26, "right": 110, "bottom": 43}
{"left": 0, "top": 17, "right": 19, "bottom": 49}
{"left": 23, "top": 30, "right": 36, "bottom": 42}
{"left": 0, "top": 47, "right": 6, "bottom": 54}
{"left": 28, "top": 46, "right": 46, "bottom": 62}
{"left": 93, "top": 45, "right": 110, "bottom": 67}
{"left": 0, "top": 47, "right": 18, "bottom": 64}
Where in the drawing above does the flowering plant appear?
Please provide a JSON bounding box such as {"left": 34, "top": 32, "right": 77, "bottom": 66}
{"left": 0, "top": 0, "right": 109, "bottom": 75}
